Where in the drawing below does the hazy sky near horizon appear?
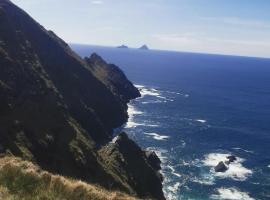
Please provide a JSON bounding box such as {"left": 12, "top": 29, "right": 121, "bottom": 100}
{"left": 12, "top": 0, "right": 270, "bottom": 58}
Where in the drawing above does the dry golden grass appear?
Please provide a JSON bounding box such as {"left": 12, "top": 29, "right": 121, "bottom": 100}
{"left": 0, "top": 156, "right": 139, "bottom": 200}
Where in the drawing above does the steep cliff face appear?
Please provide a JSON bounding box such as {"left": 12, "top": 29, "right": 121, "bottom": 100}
{"left": 0, "top": 0, "right": 130, "bottom": 144}
{"left": 0, "top": 0, "right": 164, "bottom": 199}
{"left": 85, "top": 53, "right": 141, "bottom": 104}
{"left": 99, "top": 133, "right": 165, "bottom": 200}
{"left": 0, "top": 0, "right": 126, "bottom": 189}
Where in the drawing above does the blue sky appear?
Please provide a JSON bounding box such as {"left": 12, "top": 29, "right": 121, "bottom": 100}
{"left": 13, "top": 0, "right": 270, "bottom": 58}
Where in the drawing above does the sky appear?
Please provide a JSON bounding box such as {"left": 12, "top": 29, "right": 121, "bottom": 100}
{"left": 12, "top": 0, "right": 270, "bottom": 58}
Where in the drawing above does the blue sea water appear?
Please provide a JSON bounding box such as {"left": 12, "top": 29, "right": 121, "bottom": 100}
{"left": 72, "top": 44, "right": 270, "bottom": 200}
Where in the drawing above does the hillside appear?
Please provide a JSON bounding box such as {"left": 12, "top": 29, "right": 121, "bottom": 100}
{"left": 0, "top": 155, "right": 137, "bottom": 200}
{"left": 0, "top": 0, "right": 164, "bottom": 199}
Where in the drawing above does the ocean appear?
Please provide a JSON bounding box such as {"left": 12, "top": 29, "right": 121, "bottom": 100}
{"left": 72, "top": 44, "right": 270, "bottom": 200}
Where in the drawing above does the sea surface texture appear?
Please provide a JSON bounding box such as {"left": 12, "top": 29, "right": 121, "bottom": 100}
{"left": 72, "top": 44, "right": 270, "bottom": 200}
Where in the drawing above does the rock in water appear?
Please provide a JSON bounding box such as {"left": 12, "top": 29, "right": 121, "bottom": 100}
{"left": 227, "top": 155, "right": 237, "bottom": 163}
{"left": 215, "top": 161, "right": 228, "bottom": 172}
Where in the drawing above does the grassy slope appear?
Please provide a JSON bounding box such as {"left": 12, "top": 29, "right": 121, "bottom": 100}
{"left": 0, "top": 156, "right": 138, "bottom": 200}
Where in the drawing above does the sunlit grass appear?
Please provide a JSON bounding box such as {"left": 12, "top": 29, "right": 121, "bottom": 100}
{"left": 0, "top": 156, "right": 137, "bottom": 200}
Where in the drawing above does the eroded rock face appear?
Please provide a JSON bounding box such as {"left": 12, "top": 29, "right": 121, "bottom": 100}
{"left": 99, "top": 133, "right": 165, "bottom": 200}
{"left": 85, "top": 53, "right": 141, "bottom": 104}
{"left": 145, "top": 151, "right": 162, "bottom": 171}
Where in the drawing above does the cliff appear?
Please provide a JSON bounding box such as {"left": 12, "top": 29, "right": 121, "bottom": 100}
{"left": 99, "top": 133, "right": 164, "bottom": 200}
{"left": 85, "top": 53, "right": 141, "bottom": 104}
{"left": 0, "top": 0, "right": 164, "bottom": 199}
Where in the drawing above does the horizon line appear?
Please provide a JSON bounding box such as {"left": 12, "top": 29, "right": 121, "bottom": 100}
{"left": 69, "top": 42, "right": 270, "bottom": 60}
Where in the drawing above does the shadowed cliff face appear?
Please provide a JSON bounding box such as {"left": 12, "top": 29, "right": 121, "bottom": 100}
{"left": 0, "top": 0, "right": 128, "bottom": 189}
{"left": 99, "top": 133, "right": 165, "bottom": 200}
{"left": 0, "top": 0, "right": 130, "bottom": 144}
{"left": 85, "top": 53, "right": 141, "bottom": 105}
{"left": 0, "top": 0, "right": 164, "bottom": 199}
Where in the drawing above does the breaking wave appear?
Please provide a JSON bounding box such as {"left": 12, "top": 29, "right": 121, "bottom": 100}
{"left": 144, "top": 132, "right": 170, "bottom": 141}
{"left": 203, "top": 153, "right": 253, "bottom": 181}
{"left": 211, "top": 187, "right": 255, "bottom": 200}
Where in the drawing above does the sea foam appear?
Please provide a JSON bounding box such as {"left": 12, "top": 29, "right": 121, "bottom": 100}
{"left": 167, "top": 165, "right": 181, "bottom": 178}
{"left": 144, "top": 132, "right": 170, "bottom": 141}
{"left": 196, "top": 119, "right": 207, "bottom": 123}
{"left": 125, "top": 104, "right": 143, "bottom": 128}
{"left": 135, "top": 84, "right": 174, "bottom": 102}
{"left": 167, "top": 182, "right": 181, "bottom": 193}
{"left": 203, "top": 153, "right": 252, "bottom": 181}
{"left": 135, "top": 84, "right": 160, "bottom": 97}
{"left": 211, "top": 188, "right": 255, "bottom": 200}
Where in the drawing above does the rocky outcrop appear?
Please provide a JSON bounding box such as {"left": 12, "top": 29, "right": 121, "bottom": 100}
{"left": 0, "top": 0, "right": 163, "bottom": 199}
{"left": 99, "top": 133, "right": 165, "bottom": 200}
{"left": 145, "top": 151, "right": 162, "bottom": 171}
{"left": 227, "top": 155, "right": 237, "bottom": 163}
{"left": 215, "top": 161, "right": 228, "bottom": 172}
{"left": 214, "top": 155, "right": 237, "bottom": 172}
{"left": 85, "top": 53, "right": 141, "bottom": 104}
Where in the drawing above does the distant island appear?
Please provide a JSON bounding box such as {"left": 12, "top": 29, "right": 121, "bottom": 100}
{"left": 116, "top": 44, "right": 150, "bottom": 50}
{"left": 139, "top": 45, "right": 149, "bottom": 50}
{"left": 117, "top": 44, "right": 129, "bottom": 49}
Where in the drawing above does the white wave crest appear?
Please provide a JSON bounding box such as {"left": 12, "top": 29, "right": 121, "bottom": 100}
{"left": 134, "top": 84, "right": 145, "bottom": 88}
{"left": 192, "top": 173, "right": 215, "bottom": 185}
{"left": 125, "top": 104, "right": 144, "bottom": 128}
{"left": 196, "top": 119, "right": 207, "bottom": 123}
{"left": 167, "top": 165, "right": 181, "bottom": 178}
{"left": 144, "top": 132, "right": 170, "bottom": 141}
{"left": 127, "top": 104, "right": 143, "bottom": 116}
{"left": 203, "top": 153, "right": 252, "bottom": 181}
{"left": 135, "top": 84, "right": 173, "bottom": 102}
{"left": 211, "top": 188, "right": 255, "bottom": 200}
{"left": 135, "top": 84, "right": 160, "bottom": 97}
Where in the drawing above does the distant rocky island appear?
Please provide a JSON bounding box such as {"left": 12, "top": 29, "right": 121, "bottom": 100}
{"left": 116, "top": 44, "right": 150, "bottom": 50}
{"left": 0, "top": 0, "right": 164, "bottom": 199}
{"left": 117, "top": 44, "right": 129, "bottom": 49}
{"left": 139, "top": 44, "right": 149, "bottom": 50}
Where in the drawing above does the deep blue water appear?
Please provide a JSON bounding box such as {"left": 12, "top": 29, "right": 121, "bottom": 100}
{"left": 72, "top": 44, "right": 270, "bottom": 200}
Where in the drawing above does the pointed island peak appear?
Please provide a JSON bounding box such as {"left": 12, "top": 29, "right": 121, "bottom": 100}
{"left": 139, "top": 44, "right": 149, "bottom": 50}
